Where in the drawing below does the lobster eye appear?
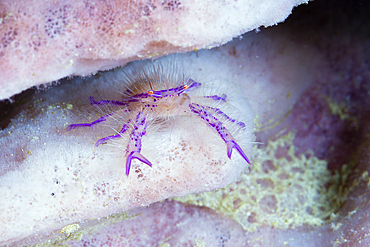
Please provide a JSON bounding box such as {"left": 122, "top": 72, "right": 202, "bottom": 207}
{"left": 148, "top": 90, "right": 154, "bottom": 95}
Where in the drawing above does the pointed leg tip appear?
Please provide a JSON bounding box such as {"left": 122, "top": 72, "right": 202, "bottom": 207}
{"left": 126, "top": 167, "right": 131, "bottom": 176}
{"left": 227, "top": 153, "right": 232, "bottom": 159}
{"left": 95, "top": 137, "right": 107, "bottom": 147}
{"left": 227, "top": 140, "right": 251, "bottom": 165}
{"left": 126, "top": 153, "right": 134, "bottom": 177}
{"left": 226, "top": 141, "right": 234, "bottom": 159}
{"left": 125, "top": 151, "right": 153, "bottom": 177}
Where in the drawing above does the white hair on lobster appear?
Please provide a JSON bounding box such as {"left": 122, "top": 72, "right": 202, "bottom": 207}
{"left": 67, "top": 58, "right": 254, "bottom": 176}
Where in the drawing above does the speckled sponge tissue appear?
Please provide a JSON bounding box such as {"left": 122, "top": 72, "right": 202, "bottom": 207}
{"left": 4, "top": 0, "right": 370, "bottom": 246}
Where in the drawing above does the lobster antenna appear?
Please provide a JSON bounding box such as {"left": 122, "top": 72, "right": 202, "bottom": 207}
{"left": 148, "top": 79, "right": 154, "bottom": 91}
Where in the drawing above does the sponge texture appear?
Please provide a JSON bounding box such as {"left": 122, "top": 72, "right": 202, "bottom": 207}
{"left": 0, "top": 54, "right": 255, "bottom": 246}
{"left": 0, "top": 0, "right": 307, "bottom": 99}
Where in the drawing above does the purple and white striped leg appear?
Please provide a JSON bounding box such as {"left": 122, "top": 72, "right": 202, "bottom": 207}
{"left": 66, "top": 112, "right": 116, "bottom": 131}
{"left": 203, "top": 94, "right": 227, "bottom": 102}
{"left": 125, "top": 111, "right": 152, "bottom": 176}
{"left": 94, "top": 119, "right": 131, "bottom": 147}
{"left": 189, "top": 103, "right": 250, "bottom": 164}
{"left": 202, "top": 105, "right": 246, "bottom": 128}
{"left": 201, "top": 93, "right": 245, "bottom": 127}
{"left": 89, "top": 96, "right": 128, "bottom": 107}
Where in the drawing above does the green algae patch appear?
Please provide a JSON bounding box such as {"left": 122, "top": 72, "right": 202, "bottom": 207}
{"left": 30, "top": 212, "right": 140, "bottom": 247}
{"left": 325, "top": 96, "right": 358, "bottom": 126}
{"left": 173, "top": 131, "right": 346, "bottom": 231}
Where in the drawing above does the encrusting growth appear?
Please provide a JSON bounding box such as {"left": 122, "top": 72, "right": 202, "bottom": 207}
{"left": 67, "top": 78, "right": 250, "bottom": 176}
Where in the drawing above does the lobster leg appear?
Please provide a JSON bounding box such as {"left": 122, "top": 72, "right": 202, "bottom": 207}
{"left": 189, "top": 103, "right": 250, "bottom": 164}
{"left": 94, "top": 119, "right": 131, "bottom": 147}
{"left": 124, "top": 111, "right": 152, "bottom": 176}
{"left": 66, "top": 112, "right": 116, "bottom": 131}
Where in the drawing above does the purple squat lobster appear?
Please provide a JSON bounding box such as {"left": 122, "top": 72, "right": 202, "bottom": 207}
{"left": 67, "top": 78, "right": 250, "bottom": 176}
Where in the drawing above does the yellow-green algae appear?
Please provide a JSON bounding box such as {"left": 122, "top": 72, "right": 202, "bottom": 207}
{"left": 194, "top": 238, "right": 206, "bottom": 247}
{"left": 27, "top": 119, "right": 368, "bottom": 245}
{"left": 28, "top": 130, "right": 370, "bottom": 246}
{"left": 173, "top": 131, "right": 348, "bottom": 231}
{"left": 325, "top": 96, "right": 358, "bottom": 125}
{"left": 30, "top": 212, "right": 139, "bottom": 247}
